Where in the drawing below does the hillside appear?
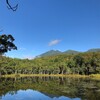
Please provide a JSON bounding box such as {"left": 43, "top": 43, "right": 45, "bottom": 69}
{"left": 37, "top": 48, "right": 100, "bottom": 57}
{"left": 87, "top": 48, "right": 100, "bottom": 52}
{"left": 1, "top": 51, "right": 100, "bottom": 75}
{"left": 37, "top": 50, "right": 80, "bottom": 57}
{"left": 63, "top": 50, "right": 80, "bottom": 54}
{"left": 37, "top": 50, "right": 62, "bottom": 57}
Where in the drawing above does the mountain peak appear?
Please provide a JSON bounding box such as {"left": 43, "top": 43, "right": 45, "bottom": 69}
{"left": 37, "top": 48, "right": 100, "bottom": 57}
{"left": 87, "top": 48, "right": 100, "bottom": 52}
{"left": 38, "top": 50, "right": 62, "bottom": 57}
{"left": 63, "top": 50, "right": 80, "bottom": 54}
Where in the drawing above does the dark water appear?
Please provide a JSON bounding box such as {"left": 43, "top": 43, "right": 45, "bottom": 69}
{"left": 0, "top": 77, "right": 100, "bottom": 100}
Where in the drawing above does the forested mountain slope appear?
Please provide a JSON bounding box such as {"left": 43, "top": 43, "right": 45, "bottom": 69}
{"left": 0, "top": 52, "right": 100, "bottom": 75}
{"left": 37, "top": 48, "right": 100, "bottom": 57}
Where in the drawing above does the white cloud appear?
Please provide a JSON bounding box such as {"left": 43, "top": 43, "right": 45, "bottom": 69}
{"left": 48, "top": 39, "right": 61, "bottom": 46}
{"left": 23, "top": 55, "right": 36, "bottom": 60}
{"left": 19, "top": 47, "right": 26, "bottom": 51}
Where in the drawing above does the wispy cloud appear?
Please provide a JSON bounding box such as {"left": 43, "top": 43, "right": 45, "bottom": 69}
{"left": 23, "top": 55, "right": 35, "bottom": 60}
{"left": 48, "top": 39, "right": 61, "bottom": 46}
{"left": 19, "top": 47, "right": 26, "bottom": 51}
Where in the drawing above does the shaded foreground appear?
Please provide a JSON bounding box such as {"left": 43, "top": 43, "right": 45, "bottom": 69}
{"left": 0, "top": 77, "right": 100, "bottom": 100}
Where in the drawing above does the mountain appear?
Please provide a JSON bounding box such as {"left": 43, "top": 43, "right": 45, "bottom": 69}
{"left": 37, "top": 50, "right": 62, "bottom": 57}
{"left": 37, "top": 50, "right": 80, "bottom": 57}
{"left": 37, "top": 48, "right": 100, "bottom": 57}
{"left": 63, "top": 50, "right": 80, "bottom": 54}
{"left": 87, "top": 48, "right": 100, "bottom": 52}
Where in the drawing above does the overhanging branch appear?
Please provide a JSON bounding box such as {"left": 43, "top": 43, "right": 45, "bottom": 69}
{"left": 6, "top": 0, "right": 18, "bottom": 11}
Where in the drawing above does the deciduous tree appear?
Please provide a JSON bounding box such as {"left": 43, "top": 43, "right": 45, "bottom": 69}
{"left": 0, "top": 34, "right": 17, "bottom": 54}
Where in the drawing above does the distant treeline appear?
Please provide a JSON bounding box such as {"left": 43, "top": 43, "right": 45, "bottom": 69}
{"left": 0, "top": 52, "right": 100, "bottom": 75}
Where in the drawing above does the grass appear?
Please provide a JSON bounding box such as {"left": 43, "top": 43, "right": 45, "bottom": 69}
{"left": 90, "top": 74, "right": 100, "bottom": 77}
{"left": 89, "top": 74, "right": 100, "bottom": 80}
{"left": 1, "top": 74, "right": 94, "bottom": 78}
{"left": 1, "top": 74, "right": 100, "bottom": 80}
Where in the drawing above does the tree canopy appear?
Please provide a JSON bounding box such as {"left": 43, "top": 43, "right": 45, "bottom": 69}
{"left": 0, "top": 52, "right": 100, "bottom": 75}
{"left": 0, "top": 0, "right": 17, "bottom": 54}
{"left": 0, "top": 34, "right": 17, "bottom": 54}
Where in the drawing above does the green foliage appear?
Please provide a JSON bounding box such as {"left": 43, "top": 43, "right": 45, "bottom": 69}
{"left": 0, "top": 52, "right": 100, "bottom": 75}
{"left": 0, "top": 34, "right": 17, "bottom": 54}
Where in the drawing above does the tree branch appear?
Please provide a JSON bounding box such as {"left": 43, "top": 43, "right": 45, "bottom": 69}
{"left": 6, "top": 0, "right": 18, "bottom": 11}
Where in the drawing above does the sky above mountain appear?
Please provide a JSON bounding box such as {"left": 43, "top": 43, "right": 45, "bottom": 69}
{"left": 0, "top": 0, "right": 100, "bottom": 59}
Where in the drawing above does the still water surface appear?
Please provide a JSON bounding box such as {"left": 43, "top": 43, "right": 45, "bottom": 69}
{"left": 0, "top": 77, "right": 100, "bottom": 100}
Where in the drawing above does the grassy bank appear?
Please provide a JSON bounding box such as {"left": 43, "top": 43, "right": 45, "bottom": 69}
{"left": 89, "top": 74, "right": 100, "bottom": 80}
{"left": 1, "top": 74, "right": 100, "bottom": 79}
{"left": 1, "top": 74, "right": 87, "bottom": 78}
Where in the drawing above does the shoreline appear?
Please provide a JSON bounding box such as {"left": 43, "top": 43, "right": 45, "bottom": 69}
{"left": 1, "top": 74, "right": 100, "bottom": 79}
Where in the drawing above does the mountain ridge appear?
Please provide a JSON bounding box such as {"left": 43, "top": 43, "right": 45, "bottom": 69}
{"left": 37, "top": 48, "right": 100, "bottom": 57}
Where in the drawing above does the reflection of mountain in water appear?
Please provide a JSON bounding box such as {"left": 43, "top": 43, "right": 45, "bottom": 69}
{"left": 0, "top": 77, "right": 100, "bottom": 100}
{"left": 42, "top": 92, "right": 59, "bottom": 98}
{"left": 1, "top": 89, "right": 80, "bottom": 100}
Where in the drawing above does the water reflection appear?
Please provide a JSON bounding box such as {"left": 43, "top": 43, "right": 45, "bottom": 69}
{"left": 1, "top": 89, "right": 80, "bottom": 100}
{"left": 0, "top": 77, "right": 100, "bottom": 100}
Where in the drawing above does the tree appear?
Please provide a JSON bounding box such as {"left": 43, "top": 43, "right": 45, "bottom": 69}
{"left": 6, "top": 0, "right": 18, "bottom": 11}
{"left": 73, "top": 55, "right": 84, "bottom": 67}
{"left": 0, "top": 1, "right": 18, "bottom": 76}
{"left": 0, "top": 34, "right": 17, "bottom": 54}
{"left": 0, "top": 0, "right": 18, "bottom": 53}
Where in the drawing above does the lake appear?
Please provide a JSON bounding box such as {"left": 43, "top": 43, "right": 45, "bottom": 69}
{"left": 0, "top": 76, "right": 100, "bottom": 100}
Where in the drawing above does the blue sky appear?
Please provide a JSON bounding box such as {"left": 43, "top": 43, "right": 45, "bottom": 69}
{"left": 0, "top": 0, "right": 100, "bottom": 59}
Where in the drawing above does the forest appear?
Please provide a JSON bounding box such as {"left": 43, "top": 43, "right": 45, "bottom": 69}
{"left": 0, "top": 1, "right": 100, "bottom": 76}
{"left": 0, "top": 52, "right": 100, "bottom": 76}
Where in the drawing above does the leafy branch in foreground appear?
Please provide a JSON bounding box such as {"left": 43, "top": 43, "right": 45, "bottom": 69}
{"left": 0, "top": 34, "right": 17, "bottom": 54}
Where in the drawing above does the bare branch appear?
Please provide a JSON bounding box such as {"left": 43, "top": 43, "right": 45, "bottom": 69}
{"left": 6, "top": 0, "right": 18, "bottom": 11}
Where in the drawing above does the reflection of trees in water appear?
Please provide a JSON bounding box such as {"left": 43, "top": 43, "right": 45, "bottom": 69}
{"left": 8, "top": 91, "right": 17, "bottom": 95}
{"left": 0, "top": 96, "right": 2, "bottom": 99}
{"left": 0, "top": 77, "right": 100, "bottom": 100}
